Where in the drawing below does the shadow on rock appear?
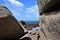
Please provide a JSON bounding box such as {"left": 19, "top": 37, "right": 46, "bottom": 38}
{"left": 20, "top": 37, "right": 32, "bottom": 40}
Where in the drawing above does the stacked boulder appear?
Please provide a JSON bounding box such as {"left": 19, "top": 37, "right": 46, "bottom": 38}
{"left": 38, "top": 0, "right": 60, "bottom": 40}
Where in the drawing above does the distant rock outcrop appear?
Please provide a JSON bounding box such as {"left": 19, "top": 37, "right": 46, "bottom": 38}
{"left": 20, "top": 20, "right": 26, "bottom": 25}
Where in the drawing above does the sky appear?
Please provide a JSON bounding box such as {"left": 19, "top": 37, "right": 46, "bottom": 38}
{"left": 0, "top": 0, "right": 39, "bottom": 22}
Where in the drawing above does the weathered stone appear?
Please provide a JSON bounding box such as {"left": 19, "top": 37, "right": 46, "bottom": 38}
{"left": 40, "top": 13, "right": 60, "bottom": 40}
{"left": 38, "top": 0, "right": 60, "bottom": 15}
{"left": 38, "top": 0, "right": 60, "bottom": 40}
{"left": 0, "top": 5, "right": 26, "bottom": 40}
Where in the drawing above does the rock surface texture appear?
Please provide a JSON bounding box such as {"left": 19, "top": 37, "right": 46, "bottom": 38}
{"left": 0, "top": 5, "right": 25, "bottom": 40}
{"left": 38, "top": 0, "right": 60, "bottom": 40}
{"left": 20, "top": 30, "right": 40, "bottom": 40}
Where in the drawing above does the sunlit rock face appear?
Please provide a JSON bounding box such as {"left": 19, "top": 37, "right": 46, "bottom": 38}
{"left": 0, "top": 5, "right": 12, "bottom": 17}
{"left": 40, "top": 13, "right": 60, "bottom": 40}
{"left": 38, "top": 0, "right": 60, "bottom": 40}
{"left": 0, "top": 5, "right": 25, "bottom": 40}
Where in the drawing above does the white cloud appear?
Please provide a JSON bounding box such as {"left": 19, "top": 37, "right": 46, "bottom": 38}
{"left": 8, "top": 0, "right": 24, "bottom": 7}
{"left": 25, "top": 15, "right": 30, "bottom": 17}
{"left": 27, "top": 5, "right": 38, "bottom": 12}
{"left": 26, "top": 4, "right": 39, "bottom": 17}
{"left": 10, "top": 10, "right": 21, "bottom": 17}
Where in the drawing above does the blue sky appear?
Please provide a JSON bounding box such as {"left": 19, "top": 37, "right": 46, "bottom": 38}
{"left": 0, "top": 0, "right": 39, "bottom": 21}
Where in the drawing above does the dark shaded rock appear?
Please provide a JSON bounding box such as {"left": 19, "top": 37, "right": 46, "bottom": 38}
{"left": 38, "top": 0, "right": 60, "bottom": 15}
{"left": 20, "top": 20, "right": 26, "bottom": 25}
{"left": 0, "top": 5, "right": 26, "bottom": 40}
{"left": 20, "top": 37, "right": 32, "bottom": 40}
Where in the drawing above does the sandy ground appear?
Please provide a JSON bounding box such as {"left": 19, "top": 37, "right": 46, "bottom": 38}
{"left": 20, "top": 30, "right": 40, "bottom": 40}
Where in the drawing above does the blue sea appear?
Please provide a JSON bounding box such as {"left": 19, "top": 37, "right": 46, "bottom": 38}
{"left": 24, "top": 21, "right": 39, "bottom": 24}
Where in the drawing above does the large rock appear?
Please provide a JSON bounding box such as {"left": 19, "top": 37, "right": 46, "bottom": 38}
{"left": 40, "top": 14, "right": 60, "bottom": 40}
{"left": 0, "top": 5, "right": 26, "bottom": 40}
{"left": 38, "top": 0, "right": 60, "bottom": 15}
{"left": 38, "top": 0, "right": 60, "bottom": 40}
